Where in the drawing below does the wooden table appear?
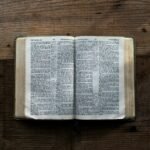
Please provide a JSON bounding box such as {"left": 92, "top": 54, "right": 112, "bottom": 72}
{"left": 0, "top": 0, "right": 150, "bottom": 149}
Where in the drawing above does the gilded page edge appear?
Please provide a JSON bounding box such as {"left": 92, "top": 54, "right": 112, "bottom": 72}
{"left": 15, "top": 38, "right": 26, "bottom": 118}
{"left": 124, "top": 38, "right": 135, "bottom": 119}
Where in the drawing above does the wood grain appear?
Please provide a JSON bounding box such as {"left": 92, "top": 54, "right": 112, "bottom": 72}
{"left": 0, "top": 0, "right": 150, "bottom": 150}
{"left": 0, "top": 0, "right": 150, "bottom": 59}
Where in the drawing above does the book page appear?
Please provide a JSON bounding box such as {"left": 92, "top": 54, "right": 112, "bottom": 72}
{"left": 25, "top": 36, "right": 74, "bottom": 119}
{"left": 75, "top": 36, "right": 125, "bottom": 119}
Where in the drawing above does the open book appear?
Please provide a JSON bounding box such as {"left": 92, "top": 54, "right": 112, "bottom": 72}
{"left": 15, "top": 36, "right": 135, "bottom": 120}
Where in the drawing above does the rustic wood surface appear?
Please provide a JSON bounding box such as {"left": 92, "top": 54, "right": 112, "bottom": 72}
{"left": 0, "top": 0, "right": 150, "bottom": 149}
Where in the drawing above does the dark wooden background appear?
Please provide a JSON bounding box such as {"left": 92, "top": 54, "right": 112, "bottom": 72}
{"left": 0, "top": 0, "right": 150, "bottom": 150}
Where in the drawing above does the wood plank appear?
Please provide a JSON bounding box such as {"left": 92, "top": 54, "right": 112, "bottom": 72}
{"left": 0, "top": 61, "right": 4, "bottom": 149}
{"left": 71, "top": 57, "right": 150, "bottom": 150}
{"left": 0, "top": 0, "right": 150, "bottom": 150}
{"left": 0, "top": 0, "right": 149, "bottom": 59}
{"left": 1, "top": 60, "right": 72, "bottom": 150}
{"left": 0, "top": 57, "right": 150, "bottom": 150}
